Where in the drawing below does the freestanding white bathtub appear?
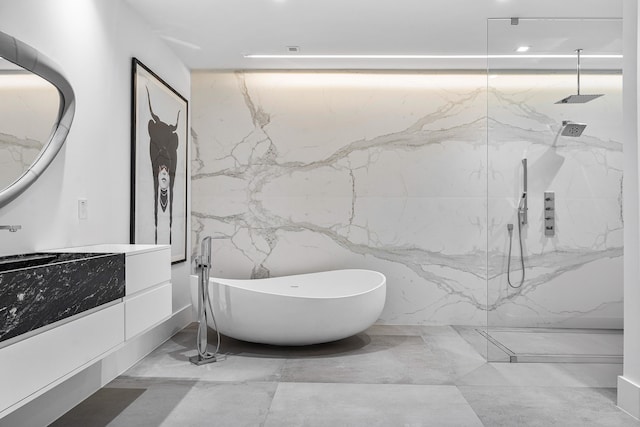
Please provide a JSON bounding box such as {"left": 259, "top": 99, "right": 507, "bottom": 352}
{"left": 190, "top": 269, "right": 386, "bottom": 346}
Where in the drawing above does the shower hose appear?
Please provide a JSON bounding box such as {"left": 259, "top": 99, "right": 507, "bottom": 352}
{"left": 506, "top": 217, "right": 525, "bottom": 289}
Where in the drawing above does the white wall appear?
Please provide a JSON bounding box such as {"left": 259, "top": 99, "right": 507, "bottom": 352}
{"left": 0, "top": 0, "right": 192, "bottom": 313}
{"left": 619, "top": 0, "right": 640, "bottom": 420}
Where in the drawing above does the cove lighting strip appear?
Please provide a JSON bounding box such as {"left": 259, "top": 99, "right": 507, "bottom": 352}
{"left": 244, "top": 54, "right": 623, "bottom": 60}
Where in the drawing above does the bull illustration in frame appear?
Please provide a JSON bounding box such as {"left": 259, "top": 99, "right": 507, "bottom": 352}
{"left": 131, "top": 58, "right": 188, "bottom": 264}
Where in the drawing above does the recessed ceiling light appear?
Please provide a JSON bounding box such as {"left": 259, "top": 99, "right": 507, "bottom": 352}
{"left": 516, "top": 46, "right": 530, "bottom": 53}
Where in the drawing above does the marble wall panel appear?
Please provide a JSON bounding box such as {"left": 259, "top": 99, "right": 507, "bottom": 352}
{"left": 487, "top": 72, "right": 623, "bottom": 328}
{"left": 191, "top": 70, "right": 622, "bottom": 327}
{"left": 192, "top": 71, "right": 487, "bottom": 325}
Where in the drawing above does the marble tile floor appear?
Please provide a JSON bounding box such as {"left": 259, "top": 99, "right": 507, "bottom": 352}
{"left": 50, "top": 324, "right": 639, "bottom": 427}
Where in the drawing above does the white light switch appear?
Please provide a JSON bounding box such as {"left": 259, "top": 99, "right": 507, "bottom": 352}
{"left": 78, "top": 199, "right": 88, "bottom": 220}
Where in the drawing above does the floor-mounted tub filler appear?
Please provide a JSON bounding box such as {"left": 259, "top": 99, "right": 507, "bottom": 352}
{"left": 189, "top": 269, "right": 386, "bottom": 346}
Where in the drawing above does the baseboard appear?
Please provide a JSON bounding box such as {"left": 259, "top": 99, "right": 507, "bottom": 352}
{"left": 0, "top": 305, "right": 192, "bottom": 427}
{"left": 618, "top": 375, "right": 640, "bottom": 420}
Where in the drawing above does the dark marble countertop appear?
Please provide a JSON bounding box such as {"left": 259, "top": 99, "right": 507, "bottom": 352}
{"left": 0, "top": 252, "right": 125, "bottom": 343}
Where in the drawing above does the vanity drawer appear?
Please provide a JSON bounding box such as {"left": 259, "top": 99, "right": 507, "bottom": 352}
{"left": 124, "top": 283, "right": 172, "bottom": 339}
{"left": 0, "top": 304, "right": 124, "bottom": 413}
{"left": 125, "top": 248, "right": 171, "bottom": 295}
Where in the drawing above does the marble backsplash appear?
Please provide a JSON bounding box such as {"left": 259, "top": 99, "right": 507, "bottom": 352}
{"left": 190, "top": 71, "right": 622, "bottom": 327}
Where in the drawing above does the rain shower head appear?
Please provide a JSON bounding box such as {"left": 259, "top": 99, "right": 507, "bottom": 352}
{"left": 556, "top": 94, "right": 603, "bottom": 104}
{"left": 561, "top": 120, "right": 586, "bottom": 137}
{"left": 555, "top": 49, "right": 604, "bottom": 104}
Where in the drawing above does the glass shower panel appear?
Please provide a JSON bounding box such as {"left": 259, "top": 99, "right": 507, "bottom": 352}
{"left": 486, "top": 18, "right": 623, "bottom": 362}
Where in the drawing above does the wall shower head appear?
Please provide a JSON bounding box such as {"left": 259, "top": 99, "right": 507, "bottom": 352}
{"left": 561, "top": 120, "right": 586, "bottom": 137}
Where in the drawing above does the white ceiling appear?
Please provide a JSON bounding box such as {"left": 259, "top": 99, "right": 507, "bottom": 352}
{"left": 124, "top": 0, "right": 624, "bottom": 70}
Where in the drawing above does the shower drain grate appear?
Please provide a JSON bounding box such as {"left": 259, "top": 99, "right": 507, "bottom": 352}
{"left": 477, "top": 328, "right": 623, "bottom": 364}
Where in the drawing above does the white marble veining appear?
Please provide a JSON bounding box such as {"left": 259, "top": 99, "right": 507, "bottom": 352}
{"left": 191, "top": 71, "right": 622, "bottom": 327}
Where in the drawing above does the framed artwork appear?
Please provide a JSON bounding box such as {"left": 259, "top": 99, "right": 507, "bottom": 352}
{"left": 131, "top": 58, "right": 188, "bottom": 264}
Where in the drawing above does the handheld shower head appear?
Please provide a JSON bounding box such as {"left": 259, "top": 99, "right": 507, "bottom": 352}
{"left": 561, "top": 120, "right": 587, "bottom": 137}
{"left": 517, "top": 192, "right": 527, "bottom": 209}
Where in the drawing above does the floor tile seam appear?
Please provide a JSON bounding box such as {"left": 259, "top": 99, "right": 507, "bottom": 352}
{"left": 277, "top": 378, "right": 453, "bottom": 386}
{"left": 274, "top": 380, "right": 462, "bottom": 389}
{"left": 179, "top": 378, "right": 285, "bottom": 385}
{"left": 451, "top": 382, "right": 621, "bottom": 388}
{"left": 113, "top": 375, "right": 201, "bottom": 382}
{"left": 262, "top": 382, "right": 488, "bottom": 425}
{"left": 473, "top": 365, "right": 622, "bottom": 388}
{"left": 457, "top": 384, "right": 619, "bottom": 392}
{"left": 456, "top": 385, "right": 627, "bottom": 415}
{"left": 452, "top": 384, "right": 488, "bottom": 427}
{"left": 276, "top": 346, "right": 435, "bottom": 361}
{"left": 429, "top": 333, "right": 488, "bottom": 359}
{"left": 115, "top": 374, "right": 283, "bottom": 385}
{"left": 262, "top": 381, "right": 285, "bottom": 427}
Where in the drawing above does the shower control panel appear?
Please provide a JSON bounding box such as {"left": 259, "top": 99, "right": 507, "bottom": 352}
{"left": 544, "top": 191, "right": 555, "bottom": 237}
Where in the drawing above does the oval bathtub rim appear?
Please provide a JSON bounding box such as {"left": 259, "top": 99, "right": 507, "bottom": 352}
{"left": 191, "top": 269, "right": 386, "bottom": 300}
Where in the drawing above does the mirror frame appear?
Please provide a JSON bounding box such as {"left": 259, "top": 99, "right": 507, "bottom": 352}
{"left": 0, "top": 30, "right": 75, "bottom": 208}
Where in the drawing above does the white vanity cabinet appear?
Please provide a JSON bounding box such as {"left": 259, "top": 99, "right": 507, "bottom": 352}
{"left": 0, "top": 244, "right": 173, "bottom": 419}
{"left": 122, "top": 245, "right": 172, "bottom": 339}
{"left": 56, "top": 243, "right": 173, "bottom": 340}
{"left": 0, "top": 303, "right": 125, "bottom": 416}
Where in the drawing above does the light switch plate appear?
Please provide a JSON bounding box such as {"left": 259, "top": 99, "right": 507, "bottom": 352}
{"left": 78, "top": 199, "right": 88, "bottom": 220}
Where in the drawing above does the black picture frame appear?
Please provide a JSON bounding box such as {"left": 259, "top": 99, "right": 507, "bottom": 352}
{"left": 130, "top": 58, "right": 188, "bottom": 264}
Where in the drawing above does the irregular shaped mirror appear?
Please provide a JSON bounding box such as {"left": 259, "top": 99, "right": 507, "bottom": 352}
{"left": 0, "top": 58, "right": 59, "bottom": 189}
{"left": 0, "top": 31, "right": 75, "bottom": 208}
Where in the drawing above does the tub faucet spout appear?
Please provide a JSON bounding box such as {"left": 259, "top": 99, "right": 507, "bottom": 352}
{"left": 0, "top": 225, "right": 21, "bottom": 232}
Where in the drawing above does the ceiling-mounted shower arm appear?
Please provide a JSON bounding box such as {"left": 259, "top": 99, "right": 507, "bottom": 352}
{"left": 555, "top": 49, "right": 603, "bottom": 104}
